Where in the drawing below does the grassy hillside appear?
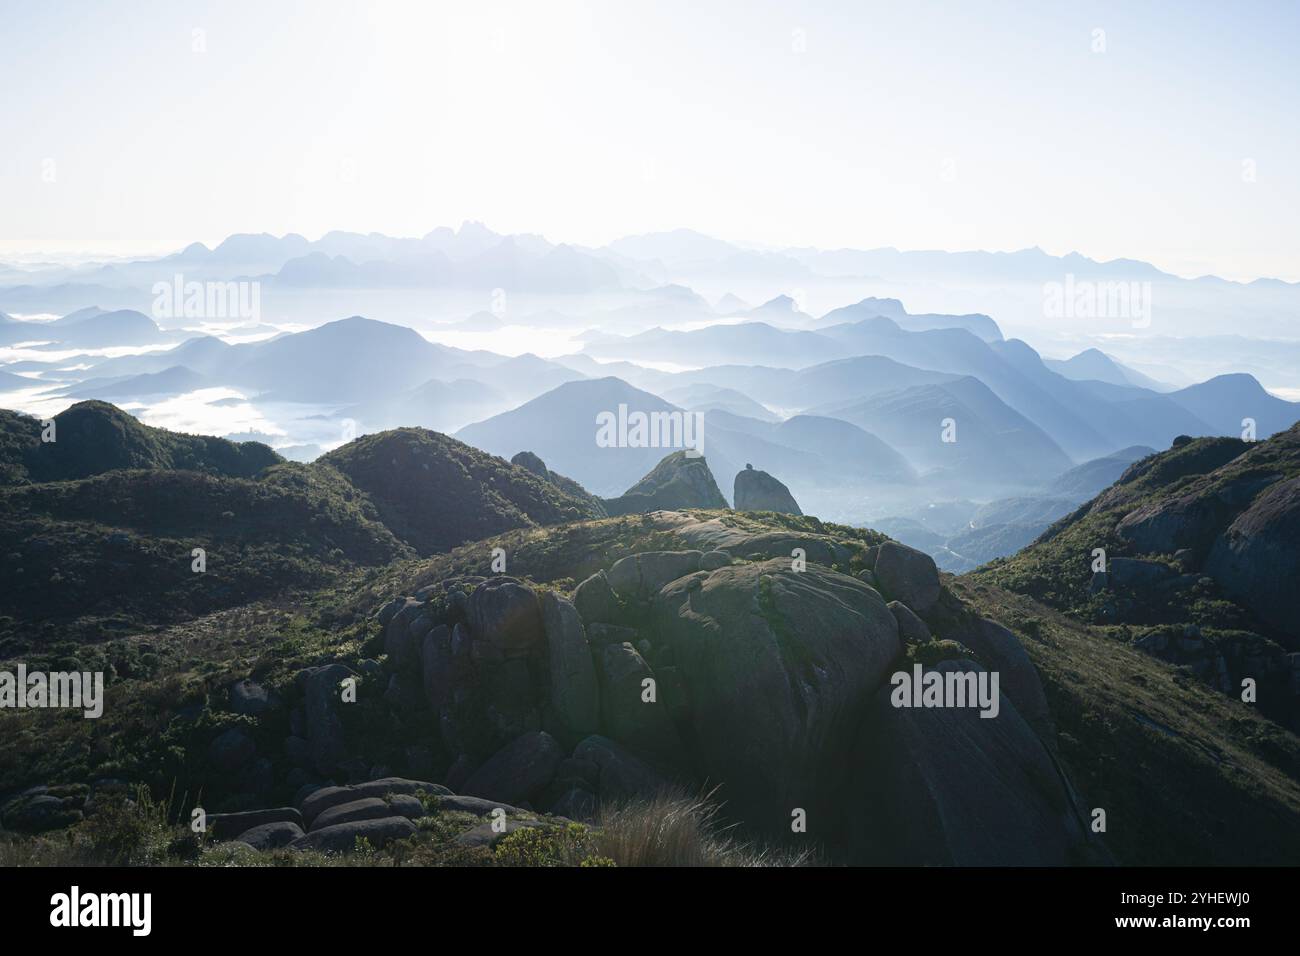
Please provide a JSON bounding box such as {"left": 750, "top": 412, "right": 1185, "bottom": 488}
{"left": 0, "top": 465, "right": 412, "bottom": 653}
{"left": 0, "top": 406, "right": 615, "bottom": 652}
{"left": 1, "top": 400, "right": 1295, "bottom": 869}
{"left": 320, "top": 428, "right": 607, "bottom": 554}
{"left": 953, "top": 578, "right": 1300, "bottom": 865}
{"left": 0, "top": 509, "right": 881, "bottom": 810}
{"left": 975, "top": 431, "right": 1294, "bottom": 628}
{"left": 2, "top": 508, "right": 1294, "bottom": 867}
{"left": 973, "top": 426, "right": 1300, "bottom": 730}
{"left": 0, "top": 401, "right": 281, "bottom": 485}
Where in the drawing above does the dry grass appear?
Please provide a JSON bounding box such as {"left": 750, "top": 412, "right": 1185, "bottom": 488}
{"left": 591, "top": 790, "right": 817, "bottom": 867}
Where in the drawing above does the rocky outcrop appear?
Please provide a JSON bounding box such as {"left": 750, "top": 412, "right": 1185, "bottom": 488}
{"left": 463, "top": 731, "right": 564, "bottom": 806}
{"left": 180, "top": 511, "right": 1088, "bottom": 864}
{"left": 871, "top": 541, "right": 942, "bottom": 615}
{"left": 652, "top": 558, "right": 900, "bottom": 832}
{"left": 734, "top": 465, "right": 802, "bottom": 515}
{"left": 572, "top": 735, "right": 676, "bottom": 804}
{"left": 1116, "top": 492, "right": 1232, "bottom": 556}
{"left": 1133, "top": 626, "right": 1298, "bottom": 730}
{"left": 210, "top": 807, "right": 303, "bottom": 840}
{"left": 1205, "top": 476, "right": 1300, "bottom": 642}
{"left": 595, "top": 642, "right": 683, "bottom": 758}
{"left": 849, "top": 660, "right": 1088, "bottom": 865}
{"left": 300, "top": 778, "right": 449, "bottom": 829}
{"left": 466, "top": 577, "right": 544, "bottom": 657}
{"left": 888, "top": 600, "right": 932, "bottom": 644}
{"left": 654, "top": 513, "right": 851, "bottom": 566}
{"left": 606, "top": 551, "right": 702, "bottom": 603}
{"left": 602, "top": 451, "right": 729, "bottom": 515}
{"left": 289, "top": 816, "right": 417, "bottom": 853}
{"left": 541, "top": 593, "right": 601, "bottom": 743}
{"left": 947, "top": 617, "right": 1055, "bottom": 742}
{"left": 511, "top": 451, "right": 608, "bottom": 517}
{"left": 572, "top": 570, "right": 623, "bottom": 626}
{"left": 233, "top": 821, "right": 304, "bottom": 850}
{"left": 310, "top": 797, "right": 398, "bottom": 831}
{"left": 302, "top": 663, "right": 358, "bottom": 775}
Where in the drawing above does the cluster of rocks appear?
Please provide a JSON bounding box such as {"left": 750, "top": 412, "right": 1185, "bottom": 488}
{"left": 46, "top": 513, "right": 1101, "bottom": 864}
{"left": 366, "top": 524, "right": 1094, "bottom": 860}
{"left": 1093, "top": 451, "right": 1300, "bottom": 727}
{"left": 207, "top": 778, "right": 547, "bottom": 853}
{"left": 1115, "top": 469, "right": 1300, "bottom": 643}
{"left": 1132, "top": 626, "right": 1300, "bottom": 731}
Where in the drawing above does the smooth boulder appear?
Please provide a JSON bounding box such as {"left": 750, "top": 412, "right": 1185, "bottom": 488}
{"left": 734, "top": 465, "right": 802, "bottom": 515}
{"left": 210, "top": 807, "right": 302, "bottom": 840}
{"left": 872, "top": 541, "right": 942, "bottom": 614}
{"left": 289, "top": 816, "right": 416, "bottom": 853}
{"left": 541, "top": 592, "right": 600, "bottom": 741}
{"left": 234, "top": 821, "right": 304, "bottom": 850}
{"left": 848, "top": 661, "right": 1086, "bottom": 865}
{"left": 462, "top": 731, "right": 564, "bottom": 806}
{"left": 652, "top": 559, "right": 900, "bottom": 831}
{"left": 466, "top": 577, "right": 544, "bottom": 656}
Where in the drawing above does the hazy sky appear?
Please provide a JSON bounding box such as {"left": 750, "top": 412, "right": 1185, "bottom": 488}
{"left": 3, "top": 0, "right": 1297, "bottom": 280}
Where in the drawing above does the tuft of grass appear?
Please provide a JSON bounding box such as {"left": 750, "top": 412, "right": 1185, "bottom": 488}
{"left": 590, "top": 790, "right": 817, "bottom": 867}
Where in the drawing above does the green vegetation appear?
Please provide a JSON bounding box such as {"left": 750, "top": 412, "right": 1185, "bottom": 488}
{"left": 2, "top": 401, "right": 1296, "bottom": 868}
{"left": 321, "top": 428, "right": 606, "bottom": 555}
{"left": 0, "top": 787, "right": 803, "bottom": 868}
{"left": 0, "top": 403, "right": 616, "bottom": 652}
{"left": 952, "top": 578, "right": 1300, "bottom": 865}
{"left": 0, "top": 402, "right": 281, "bottom": 485}
{"left": 976, "top": 428, "right": 1300, "bottom": 629}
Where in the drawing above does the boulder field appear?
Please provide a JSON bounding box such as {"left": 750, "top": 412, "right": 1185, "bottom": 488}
{"left": 193, "top": 513, "right": 1102, "bottom": 864}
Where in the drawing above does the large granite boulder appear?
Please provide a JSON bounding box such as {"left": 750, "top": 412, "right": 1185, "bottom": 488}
{"left": 572, "top": 570, "right": 623, "bottom": 626}
{"left": 603, "top": 451, "right": 729, "bottom": 516}
{"left": 596, "top": 642, "right": 683, "bottom": 758}
{"left": 233, "top": 821, "right": 304, "bottom": 850}
{"left": 462, "top": 731, "right": 564, "bottom": 806}
{"left": 303, "top": 663, "right": 358, "bottom": 775}
{"left": 946, "top": 617, "right": 1055, "bottom": 742}
{"left": 209, "top": 807, "right": 303, "bottom": 840}
{"left": 606, "top": 551, "right": 703, "bottom": 603}
{"left": 298, "top": 778, "right": 449, "bottom": 828}
{"left": 734, "top": 465, "right": 802, "bottom": 515}
{"left": 652, "top": 558, "right": 900, "bottom": 831}
{"left": 572, "top": 735, "right": 677, "bottom": 804}
{"left": 309, "top": 797, "right": 396, "bottom": 832}
{"left": 1205, "top": 476, "right": 1300, "bottom": 642}
{"left": 289, "top": 816, "right": 416, "bottom": 853}
{"left": 847, "top": 660, "right": 1088, "bottom": 865}
{"left": 466, "top": 577, "right": 544, "bottom": 656}
{"left": 540, "top": 592, "right": 600, "bottom": 742}
{"left": 872, "top": 541, "right": 942, "bottom": 615}
{"left": 383, "top": 597, "right": 426, "bottom": 673}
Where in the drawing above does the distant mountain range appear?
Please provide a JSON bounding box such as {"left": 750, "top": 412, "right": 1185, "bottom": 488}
{"left": 3, "top": 225, "right": 1299, "bottom": 590}
{"left": 4, "top": 224, "right": 1299, "bottom": 341}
